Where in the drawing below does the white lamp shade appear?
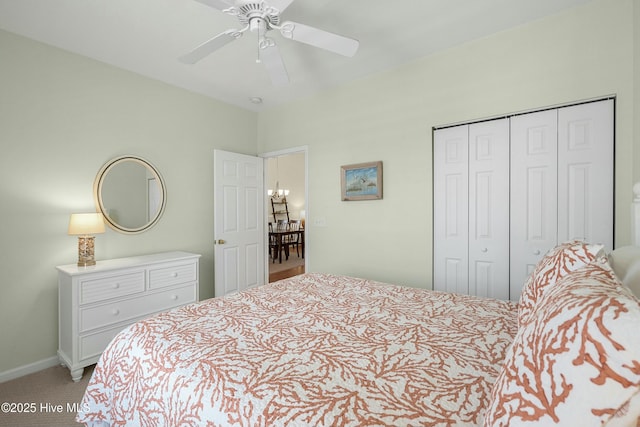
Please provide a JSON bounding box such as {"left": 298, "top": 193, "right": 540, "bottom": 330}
{"left": 68, "top": 213, "right": 106, "bottom": 235}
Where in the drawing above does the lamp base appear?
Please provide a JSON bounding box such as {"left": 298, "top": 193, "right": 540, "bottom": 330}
{"left": 77, "top": 236, "right": 96, "bottom": 267}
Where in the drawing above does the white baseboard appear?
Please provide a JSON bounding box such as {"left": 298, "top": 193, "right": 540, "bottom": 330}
{"left": 0, "top": 356, "right": 60, "bottom": 383}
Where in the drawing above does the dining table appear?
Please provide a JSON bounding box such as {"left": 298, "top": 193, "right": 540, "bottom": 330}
{"left": 269, "top": 227, "right": 305, "bottom": 263}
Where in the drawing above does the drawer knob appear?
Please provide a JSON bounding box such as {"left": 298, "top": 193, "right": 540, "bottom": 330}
{"left": 112, "top": 309, "right": 120, "bottom": 316}
{"left": 481, "top": 248, "right": 488, "bottom": 253}
{"left": 171, "top": 295, "right": 178, "bottom": 301}
{"left": 113, "top": 283, "right": 120, "bottom": 289}
{"left": 172, "top": 272, "right": 178, "bottom": 278}
{"left": 533, "top": 249, "right": 541, "bottom": 255}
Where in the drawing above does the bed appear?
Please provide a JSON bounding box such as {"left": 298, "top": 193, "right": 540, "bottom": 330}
{"left": 76, "top": 273, "right": 518, "bottom": 426}
{"left": 76, "top": 248, "right": 640, "bottom": 426}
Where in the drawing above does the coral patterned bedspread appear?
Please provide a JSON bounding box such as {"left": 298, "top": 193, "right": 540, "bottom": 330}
{"left": 77, "top": 273, "right": 518, "bottom": 427}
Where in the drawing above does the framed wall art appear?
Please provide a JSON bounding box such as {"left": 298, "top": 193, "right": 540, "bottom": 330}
{"left": 340, "top": 161, "right": 383, "bottom": 201}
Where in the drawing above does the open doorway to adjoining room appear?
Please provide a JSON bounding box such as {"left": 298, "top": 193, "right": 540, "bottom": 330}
{"left": 262, "top": 148, "right": 308, "bottom": 283}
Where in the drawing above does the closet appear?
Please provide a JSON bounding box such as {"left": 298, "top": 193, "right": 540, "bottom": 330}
{"left": 433, "top": 99, "right": 614, "bottom": 301}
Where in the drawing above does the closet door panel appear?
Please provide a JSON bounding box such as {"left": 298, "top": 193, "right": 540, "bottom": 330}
{"left": 558, "top": 100, "right": 614, "bottom": 250}
{"left": 433, "top": 125, "right": 469, "bottom": 294}
{"left": 468, "top": 119, "right": 509, "bottom": 299}
{"left": 510, "top": 110, "right": 558, "bottom": 299}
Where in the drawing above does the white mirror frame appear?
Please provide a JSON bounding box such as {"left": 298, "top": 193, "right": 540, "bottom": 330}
{"left": 94, "top": 155, "right": 167, "bottom": 234}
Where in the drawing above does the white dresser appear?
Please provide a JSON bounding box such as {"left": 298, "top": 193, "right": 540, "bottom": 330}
{"left": 57, "top": 251, "right": 201, "bottom": 381}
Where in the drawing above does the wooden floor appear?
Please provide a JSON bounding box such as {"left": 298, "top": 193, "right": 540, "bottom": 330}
{"left": 269, "top": 264, "right": 305, "bottom": 282}
{"left": 268, "top": 248, "right": 305, "bottom": 283}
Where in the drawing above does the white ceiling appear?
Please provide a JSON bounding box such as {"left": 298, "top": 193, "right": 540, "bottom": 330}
{"left": 0, "top": 0, "right": 592, "bottom": 111}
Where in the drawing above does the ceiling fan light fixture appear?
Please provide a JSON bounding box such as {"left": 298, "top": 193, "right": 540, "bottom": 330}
{"left": 183, "top": 0, "right": 360, "bottom": 85}
{"left": 236, "top": 2, "right": 280, "bottom": 27}
{"left": 249, "top": 97, "right": 263, "bottom": 104}
{"left": 249, "top": 16, "right": 267, "bottom": 34}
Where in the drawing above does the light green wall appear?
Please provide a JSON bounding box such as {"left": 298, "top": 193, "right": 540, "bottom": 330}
{"left": 0, "top": 29, "right": 257, "bottom": 373}
{"left": 257, "top": 0, "right": 638, "bottom": 288}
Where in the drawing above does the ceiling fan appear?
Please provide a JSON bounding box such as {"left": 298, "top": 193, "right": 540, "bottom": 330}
{"left": 179, "top": 0, "right": 360, "bottom": 86}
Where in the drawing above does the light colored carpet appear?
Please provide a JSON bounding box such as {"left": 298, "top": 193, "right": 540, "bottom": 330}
{"left": 0, "top": 364, "right": 93, "bottom": 426}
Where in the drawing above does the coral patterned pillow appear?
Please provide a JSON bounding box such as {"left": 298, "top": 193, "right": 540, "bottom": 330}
{"left": 518, "top": 240, "right": 603, "bottom": 326}
{"left": 485, "top": 259, "right": 640, "bottom": 427}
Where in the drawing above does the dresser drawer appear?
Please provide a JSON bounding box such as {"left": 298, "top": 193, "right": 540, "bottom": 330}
{"left": 58, "top": 251, "right": 201, "bottom": 381}
{"left": 80, "top": 271, "right": 145, "bottom": 305}
{"left": 78, "top": 324, "right": 125, "bottom": 361}
{"left": 148, "top": 261, "right": 197, "bottom": 290}
{"left": 79, "top": 284, "right": 197, "bottom": 333}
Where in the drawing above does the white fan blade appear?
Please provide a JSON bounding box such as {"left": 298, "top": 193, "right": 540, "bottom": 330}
{"left": 259, "top": 41, "right": 289, "bottom": 86}
{"left": 269, "top": 0, "right": 296, "bottom": 13}
{"left": 179, "top": 30, "right": 242, "bottom": 64}
{"left": 192, "top": 0, "right": 232, "bottom": 11}
{"left": 279, "top": 21, "right": 359, "bottom": 57}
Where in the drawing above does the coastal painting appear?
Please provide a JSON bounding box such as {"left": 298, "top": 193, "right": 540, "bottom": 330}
{"left": 340, "top": 161, "right": 383, "bottom": 201}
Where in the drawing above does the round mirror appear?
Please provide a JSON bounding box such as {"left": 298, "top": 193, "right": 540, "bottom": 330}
{"left": 94, "top": 156, "right": 166, "bottom": 234}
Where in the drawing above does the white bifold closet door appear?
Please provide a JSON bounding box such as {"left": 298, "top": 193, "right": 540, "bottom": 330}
{"left": 433, "top": 125, "right": 469, "bottom": 295}
{"left": 433, "top": 118, "right": 510, "bottom": 299}
{"left": 510, "top": 100, "right": 614, "bottom": 297}
{"left": 434, "top": 99, "right": 613, "bottom": 301}
{"left": 510, "top": 109, "right": 559, "bottom": 293}
{"left": 557, "top": 101, "right": 614, "bottom": 246}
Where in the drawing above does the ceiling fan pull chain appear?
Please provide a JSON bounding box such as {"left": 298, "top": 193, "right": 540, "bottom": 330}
{"left": 256, "top": 37, "right": 262, "bottom": 63}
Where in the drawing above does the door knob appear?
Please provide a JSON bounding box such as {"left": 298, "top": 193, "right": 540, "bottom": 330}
{"left": 215, "top": 239, "right": 226, "bottom": 245}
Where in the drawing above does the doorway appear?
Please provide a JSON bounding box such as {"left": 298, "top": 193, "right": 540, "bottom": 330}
{"left": 262, "top": 147, "right": 308, "bottom": 283}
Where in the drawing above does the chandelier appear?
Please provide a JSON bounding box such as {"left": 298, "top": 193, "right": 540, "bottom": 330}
{"left": 267, "top": 158, "right": 289, "bottom": 199}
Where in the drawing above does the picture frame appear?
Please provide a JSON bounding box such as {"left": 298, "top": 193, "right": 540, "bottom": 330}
{"left": 340, "top": 161, "right": 383, "bottom": 201}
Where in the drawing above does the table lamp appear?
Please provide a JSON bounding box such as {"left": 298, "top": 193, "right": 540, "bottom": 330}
{"left": 68, "top": 213, "right": 105, "bottom": 267}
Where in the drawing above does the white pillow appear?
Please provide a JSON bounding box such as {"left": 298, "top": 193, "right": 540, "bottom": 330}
{"left": 609, "top": 246, "right": 640, "bottom": 298}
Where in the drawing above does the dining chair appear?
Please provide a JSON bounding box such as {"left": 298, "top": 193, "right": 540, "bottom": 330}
{"left": 268, "top": 222, "right": 280, "bottom": 263}
{"left": 275, "top": 220, "right": 291, "bottom": 261}
{"left": 287, "top": 220, "right": 302, "bottom": 257}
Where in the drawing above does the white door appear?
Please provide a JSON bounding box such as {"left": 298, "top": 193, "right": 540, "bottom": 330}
{"left": 214, "top": 150, "right": 264, "bottom": 297}
{"left": 510, "top": 109, "right": 558, "bottom": 297}
{"left": 433, "top": 125, "right": 469, "bottom": 294}
{"left": 557, "top": 100, "right": 614, "bottom": 251}
{"left": 468, "top": 119, "right": 510, "bottom": 299}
